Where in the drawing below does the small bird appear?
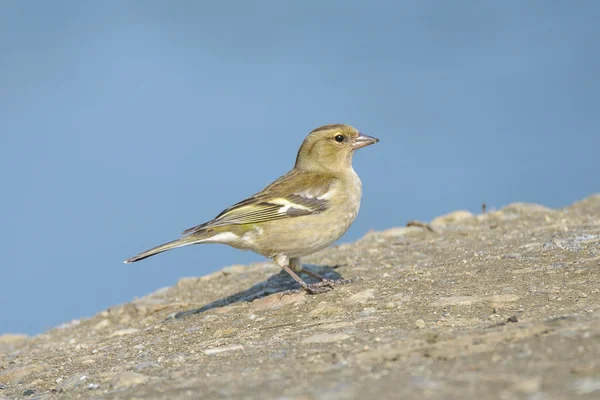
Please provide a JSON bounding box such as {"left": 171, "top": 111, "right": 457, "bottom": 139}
{"left": 124, "top": 124, "right": 379, "bottom": 293}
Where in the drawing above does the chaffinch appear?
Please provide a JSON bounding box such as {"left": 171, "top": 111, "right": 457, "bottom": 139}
{"left": 124, "top": 124, "right": 379, "bottom": 293}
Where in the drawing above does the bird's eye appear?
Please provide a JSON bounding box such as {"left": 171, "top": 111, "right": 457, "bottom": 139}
{"left": 334, "top": 135, "right": 345, "bottom": 143}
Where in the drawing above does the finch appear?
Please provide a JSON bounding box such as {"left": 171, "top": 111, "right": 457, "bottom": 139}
{"left": 124, "top": 124, "right": 379, "bottom": 293}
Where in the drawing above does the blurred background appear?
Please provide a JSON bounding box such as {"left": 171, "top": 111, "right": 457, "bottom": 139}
{"left": 2, "top": 1, "right": 599, "bottom": 335}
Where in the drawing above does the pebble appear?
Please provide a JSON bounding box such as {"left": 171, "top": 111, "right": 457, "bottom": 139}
{"left": 213, "top": 327, "right": 237, "bottom": 337}
{"left": 204, "top": 344, "right": 245, "bottom": 355}
{"left": 502, "top": 253, "right": 522, "bottom": 259}
{"left": 490, "top": 294, "right": 520, "bottom": 308}
{"left": 251, "top": 291, "right": 306, "bottom": 310}
{"left": 0, "top": 334, "right": 29, "bottom": 345}
{"left": 346, "top": 289, "right": 375, "bottom": 304}
{"left": 308, "top": 303, "right": 344, "bottom": 318}
{"left": 512, "top": 377, "right": 541, "bottom": 393}
{"left": 377, "top": 227, "right": 422, "bottom": 238}
{"left": 318, "top": 322, "right": 351, "bottom": 330}
{"left": 358, "top": 308, "right": 377, "bottom": 317}
{"left": 429, "top": 294, "right": 519, "bottom": 308}
{"left": 93, "top": 319, "right": 112, "bottom": 330}
{"left": 110, "top": 371, "right": 149, "bottom": 390}
{"left": 135, "top": 362, "right": 161, "bottom": 372}
{"left": 429, "top": 296, "right": 480, "bottom": 307}
{"left": 415, "top": 319, "right": 426, "bottom": 329}
{"left": 110, "top": 328, "right": 141, "bottom": 337}
{"left": 0, "top": 364, "right": 45, "bottom": 382}
{"left": 56, "top": 373, "right": 88, "bottom": 392}
{"left": 573, "top": 378, "right": 600, "bottom": 395}
{"left": 301, "top": 333, "right": 350, "bottom": 344}
{"left": 431, "top": 210, "right": 473, "bottom": 226}
{"left": 501, "top": 202, "right": 552, "bottom": 214}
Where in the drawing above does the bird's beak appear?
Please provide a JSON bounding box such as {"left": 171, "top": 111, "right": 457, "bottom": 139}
{"left": 353, "top": 133, "right": 379, "bottom": 150}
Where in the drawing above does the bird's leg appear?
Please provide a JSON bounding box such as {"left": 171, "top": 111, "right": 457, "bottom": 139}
{"left": 274, "top": 255, "right": 332, "bottom": 294}
{"left": 289, "top": 257, "right": 332, "bottom": 284}
{"left": 289, "top": 257, "right": 352, "bottom": 289}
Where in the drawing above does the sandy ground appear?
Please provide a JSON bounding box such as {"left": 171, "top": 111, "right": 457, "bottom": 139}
{"left": 1, "top": 194, "right": 599, "bottom": 399}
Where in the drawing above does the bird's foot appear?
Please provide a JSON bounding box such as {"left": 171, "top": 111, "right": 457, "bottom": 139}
{"left": 302, "top": 277, "right": 354, "bottom": 294}
{"left": 302, "top": 282, "right": 333, "bottom": 294}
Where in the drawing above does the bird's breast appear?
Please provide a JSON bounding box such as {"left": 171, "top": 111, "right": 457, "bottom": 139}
{"left": 235, "top": 170, "right": 363, "bottom": 259}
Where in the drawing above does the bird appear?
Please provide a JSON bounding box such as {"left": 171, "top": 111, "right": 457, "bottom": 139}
{"left": 124, "top": 124, "right": 379, "bottom": 293}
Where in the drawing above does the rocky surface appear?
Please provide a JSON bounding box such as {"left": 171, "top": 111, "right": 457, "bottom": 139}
{"left": 1, "top": 194, "right": 599, "bottom": 400}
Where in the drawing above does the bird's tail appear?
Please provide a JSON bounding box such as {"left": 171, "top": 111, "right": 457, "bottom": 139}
{"left": 124, "top": 235, "right": 205, "bottom": 264}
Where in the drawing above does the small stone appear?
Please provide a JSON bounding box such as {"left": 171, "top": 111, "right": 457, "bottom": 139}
{"left": 270, "top": 350, "right": 287, "bottom": 359}
{"left": 23, "top": 388, "right": 35, "bottom": 396}
{"left": 251, "top": 291, "right": 306, "bottom": 310}
{"left": 0, "top": 334, "right": 29, "bottom": 353}
{"left": 429, "top": 296, "right": 480, "bottom": 307}
{"left": 573, "top": 378, "right": 600, "bottom": 395}
{"left": 93, "top": 319, "right": 111, "bottom": 330}
{"left": 490, "top": 294, "right": 520, "bottom": 308}
{"left": 319, "top": 322, "right": 351, "bottom": 330}
{"left": 110, "top": 328, "right": 141, "bottom": 337}
{"left": 308, "top": 303, "right": 344, "bottom": 318}
{"left": 415, "top": 319, "right": 426, "bottom": 329}
{"left": 135, "top": 362, "right": 161, "bottom": 372}
{"left": 221, "top": 264, "right": 249, "bottom": 275}
{"left": 0, "top": 383, "right": 5, "bottom": 390}
{"left": 204, "top": 344, "right": 244, "bottom": 355}
{"left": 501, "top": 202, "right": 551, "bottom": 214}
{"left": 88, "top": 383, "right": 100, "bottom": 390}
{"left": 490, "top": 294, "right": 520, "bottom": 302}
{"left": 212, "top": 327, "right": 237, "bottom": 338}
{"left": 214, "top": 304, "right": 245, "bottom": 314}
{"left": 346, "top": 289, "right": 376, "bottom": 304}
{"left": 176, "top": 276, "right": 204, "bottom": 287}
{"left": 507, "top": 316, "right": 518, "bottom": 323}
{"left": 0, "top": 334, "right": 29, "bottom": 345}
{"left": 0, "top": 364, "right": 45, "bottom": 382}
{"left": 502, "top": 253, "right": 521, "bottom": 259}
{"left": 301, "top": 333, "right": 350, "bottom": 344}
{"left": 431, "top": 210, "right": 473, "bottom": 226}
{"left": 580, "top": 293, "right": 588, "bottom": 298}
{"left": 111, "top": 371, "right": 149, "bottom": 390}
{"left": 512, "top": 377, "right": 541, "bottom": 393}
{"left": 358, "top": 308, "right": 377, "bottom": 317}
{"left": 56, "top": 373, "right": 88, "bottom": 392}
{"left": 201, "top": 314, "right": 220, "bottom": 322}
{"left": 378, "top": 227, "right": 422, "bottom": 238}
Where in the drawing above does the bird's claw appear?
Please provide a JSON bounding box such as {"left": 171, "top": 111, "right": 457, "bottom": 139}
{"left": 303, "top": 277, "right": 353, "bottom": 294}
{"left": 303, "top": 283, "right": 333, "bottom": 294}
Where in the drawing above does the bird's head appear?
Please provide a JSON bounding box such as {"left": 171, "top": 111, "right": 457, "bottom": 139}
{"left": 294, "top": 124, "right": 379, "bottom": 172}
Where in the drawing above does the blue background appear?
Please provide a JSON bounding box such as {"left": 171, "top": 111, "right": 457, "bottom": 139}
{"left": 2, "top": 1, "right": 599, "bottom": 335}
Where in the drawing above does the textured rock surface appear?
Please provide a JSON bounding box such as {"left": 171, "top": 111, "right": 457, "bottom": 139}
{"left": 1, "top": 194, "right": 599, "bottom": 399}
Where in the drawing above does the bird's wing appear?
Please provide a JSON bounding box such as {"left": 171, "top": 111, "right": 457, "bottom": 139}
{"left": 182, "top": 171, "right": 337, "bottom": 235}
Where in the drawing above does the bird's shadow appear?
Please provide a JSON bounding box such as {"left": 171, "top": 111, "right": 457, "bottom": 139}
{"left": 166, "top": 264, "right": 344, "bottom": 321}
